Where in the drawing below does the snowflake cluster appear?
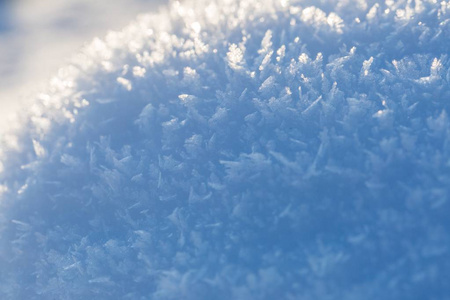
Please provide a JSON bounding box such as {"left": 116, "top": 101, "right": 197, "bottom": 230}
{"left": 1, "top": 0, "right": 450, "bottom": 298}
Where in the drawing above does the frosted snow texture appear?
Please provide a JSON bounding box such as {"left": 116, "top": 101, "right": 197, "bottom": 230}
{"left": 1, "top": 0, "right": 450, "bottom": 298}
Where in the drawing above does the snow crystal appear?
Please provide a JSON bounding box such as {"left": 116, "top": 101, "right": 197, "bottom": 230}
{"left": 1, "top": 0, "right": 450, "bottom": 299}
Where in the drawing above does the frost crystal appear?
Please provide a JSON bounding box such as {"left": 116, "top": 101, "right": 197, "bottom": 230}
{"left": 1, "top": 0, "right": 450, "bottom": 299}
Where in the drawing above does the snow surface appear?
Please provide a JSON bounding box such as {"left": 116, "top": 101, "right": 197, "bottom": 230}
{"left": 1, "top": 0, "right": 450, "bottom": 298}
{"left": 0, "top": 0, "right": 165, "bottom": 130}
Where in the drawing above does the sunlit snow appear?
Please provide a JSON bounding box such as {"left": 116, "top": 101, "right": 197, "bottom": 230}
{"left": 1, "top": 0, "right": 450, "bottom": 299}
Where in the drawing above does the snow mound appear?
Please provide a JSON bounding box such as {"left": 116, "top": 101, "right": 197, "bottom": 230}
{"left": 1, "top": 0, "right": 450, "bottom": 298}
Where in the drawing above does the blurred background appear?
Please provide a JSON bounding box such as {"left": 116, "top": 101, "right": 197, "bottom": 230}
{"left": 0, "top": 0, "right": 167, "bottom": 130}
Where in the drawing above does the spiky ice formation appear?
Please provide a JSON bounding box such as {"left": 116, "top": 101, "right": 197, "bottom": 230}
{"left": 1, "top": 0, "right": 450, "bottom": 298}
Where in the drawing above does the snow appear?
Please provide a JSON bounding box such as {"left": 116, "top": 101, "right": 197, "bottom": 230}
{"left": 1, "top": 0, "right": 450, "bottom": 298}
{"left": 0, "top": 0, "right": 166, "bottom": 131}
